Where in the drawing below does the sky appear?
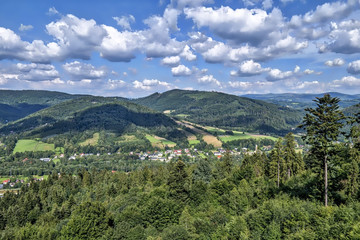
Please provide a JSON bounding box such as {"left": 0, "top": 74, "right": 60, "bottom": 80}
{"left": 0, "top": 0, "right": 360, "bottom": 97}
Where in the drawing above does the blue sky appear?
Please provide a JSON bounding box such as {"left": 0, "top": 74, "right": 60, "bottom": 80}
{"left": 0, "top": 0, "right": 360, "bottom": 97}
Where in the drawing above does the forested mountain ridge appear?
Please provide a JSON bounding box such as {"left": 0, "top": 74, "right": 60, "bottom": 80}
{"left": 0, "top": 90, "right": 86, "bottom": 105}
{"left": 134, "top": 89, "right": 303, "bottom": 135}
{"left": 0, "top": 96, "right": 177, "bottom": 137}
{"left": 0, "top": 90, "right": 87, "bottom": 124}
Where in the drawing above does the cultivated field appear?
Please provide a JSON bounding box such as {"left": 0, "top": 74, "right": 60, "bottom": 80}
{"left": 145, "top": 135, "right": 176, "bottom": 149}
{"left": 13, "top": 139, "right": 55, "bottom": 153}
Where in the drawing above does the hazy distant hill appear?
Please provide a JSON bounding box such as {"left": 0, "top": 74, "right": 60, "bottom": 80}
{"left": 242, "top": 92, "right": 360, "bottom": 109}
{"left": 134, "top": 89, "right": 303, "bottom": 134}
{"left": 0, "top": 96, "right": 176, "bottom": 137}
{"left": 344, "top": 103, "right": 360, "bottom": 118}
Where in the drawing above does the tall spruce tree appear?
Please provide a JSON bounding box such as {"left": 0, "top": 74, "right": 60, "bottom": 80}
{"left": 300, "top": 94, "right": 345, "bottom": 206}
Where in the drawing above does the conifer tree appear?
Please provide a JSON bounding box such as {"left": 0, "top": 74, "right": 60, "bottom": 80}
{"left": 300, "top": 94, "right": 345, "bottom": 206}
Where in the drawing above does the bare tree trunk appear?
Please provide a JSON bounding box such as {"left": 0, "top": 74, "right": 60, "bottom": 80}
{"left": 324, "top": 155, "right": 328, "bottom": 207}
{"left": 287, "top": 167, "right": 291, "bottom": 179}
{"left": 277, "top": 160, "right": 280, "bottom": 188}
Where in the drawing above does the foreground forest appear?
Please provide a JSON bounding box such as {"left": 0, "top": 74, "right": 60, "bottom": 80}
{"left": 1, "top": 94, "right": 360, "bottom": 239}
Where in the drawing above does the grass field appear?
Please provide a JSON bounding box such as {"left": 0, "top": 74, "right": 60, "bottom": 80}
{"left": 13, "top": 139, "right": 55, "bottom": 153}
{"left": 80, "top": 132, "right": 99, "bottom": 146}
{"left": 219, "top": 131, "right": 278, "bottom": 142}
{"left": 146, "top": 135, "right": 176, "bottom": 149}
{"left": 189, "top": 139, "right": 200, "bottom": 145}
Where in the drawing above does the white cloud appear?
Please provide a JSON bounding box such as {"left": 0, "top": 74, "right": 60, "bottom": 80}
{"left": 14, "top": 63, "right": 59, "bottom": 81}
{"left": 198, "top": 74, "right": 221, "bottom": 86}
{"left": 231, "top": 60, "right": 270, "bottom": 77}
{"left": 19, "top": 24, "right": 33, "bottom": 31}
{"left": 302, "top": 0, "right": 357, "bottom": 24}
{"left": 266, "top": 65, "right": 300, "bottom": 81}
{"left": 262, "top": 0, "right": 273, "bottom": 10}
{"left": 170, "top": 0, "right": 214, "bottom": 9}
{"left": 325, "top": 58, "right": 345, "bottom": 67}
{"left": 113, "top": 15, "right": 135, "bottom": 30}
{"left": 100, "top": 25, "right": 140, "bottom": 62}
{"left": 48, "top": 7, "right": 59, "bottom": 16}
{"left": 107, "top": 79, "right": 126, "bottom": 89}
{"left": 171, "top": 64, "right": 192, "bottom": 76}
{"left": 133, "top": 79, "right": 172, "bottom": 90}
{"left": 63, "top": 61, "right": 107, "bottom": 80}
{"left": 331, "top": 76, "right": 360, "bottom": 88}
{"left": 347, "top": 60, "right": 360, "bottom": 74}
{"left": 161, "top": 56, "right": 181, "bottom": 66}
{"left": 180, "top": 45, "right": 197, "bottom": 61}
{"left": 46, "top": 14, "right": 107, "bottom": 60}
{"left": 185, "top": 6, "right": 285, "bottom": 46}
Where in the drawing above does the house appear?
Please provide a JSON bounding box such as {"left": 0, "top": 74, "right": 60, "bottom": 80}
{"left": 0, "top": 184, "right": 3, "bottom": 189}
{"left": 40, "top": 158, "right": 51, "bottom": 162}
{"left": 2, "top": 179, "right": 10, "bottom": 185}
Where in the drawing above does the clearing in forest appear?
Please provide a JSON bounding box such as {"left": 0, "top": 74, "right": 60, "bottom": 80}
{"left": 145, "top": 135, "right": 176, "bottom": 149}
{"left": 79, "top": 132, "right": 100, "bottom": 146}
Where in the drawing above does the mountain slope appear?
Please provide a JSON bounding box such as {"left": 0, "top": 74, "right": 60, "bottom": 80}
{"left": 0, "top": 96, "right": 177, "bottom": 136}
{"left": 134, "top": 89, "right": 303, "bottom": 134}
{"left": 0, "top": 103, "right": 46, "bottom": 124}
{"left": 0, "top": 90, "right": 88, "bottom": 124}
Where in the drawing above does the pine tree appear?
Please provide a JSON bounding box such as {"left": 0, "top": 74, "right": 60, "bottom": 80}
{"left": 299, "top": 94, "right": 345, "bottom": 206}
{"left": 268, "top": 138, "right": 284, "bottom": 187}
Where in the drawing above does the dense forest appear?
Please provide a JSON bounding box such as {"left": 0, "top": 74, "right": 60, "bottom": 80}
{"left": 1, "top": 94, "right": 360, "bottom": 239}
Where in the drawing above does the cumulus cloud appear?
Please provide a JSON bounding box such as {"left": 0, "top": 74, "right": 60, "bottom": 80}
{"left": 63, "top": 61, "right": 107, "bottom": 80}
{"left": 301, "top": 0, "right": 357, "bottom": 24}
{"left": 14, "top": 63, "right": 60, "bottom": 81}
{"left": 325, "top": 58, "right": 345, "bottom": 67}
{"left": 180, "top": 45, "right": 197, "bottom": 61}
{"left": 185, "top": 6, "right": 285, "bottom": 46}
{"left": 19, "top": 24, "right": 33, "bottom": 31}
{"left": 230, "top": 60, "right": 270, "bottom": 77}
{"left": 46, "top": 14, "right": 107, "bottom": 60}
{"left": 171, "top": 64, "right": 192, "bottom": 76}
{"left": 107, "top": 79, "right": 126, "bottom": 89}
{"left": 198, "top": 74, "right": 221, "bottom": 86}
{"left": 161, "top": 56, "right": 181, "bottom": 66}
{"left": 99, "top": 25, "right": 140, "bottom": 62}
{"left": 266, "top": 65, "right": 300, "bottom": 81}
{"left": 133, "top": 79, "right": 172, "bottom": 90}
{"left": 347, "top": 60, "right": 360, "bottom": 74}
{"left": 331, "top": 76, "right": 360, "bottom": 88}
{"left": 113, "top": 15, "right": 135, "bottom": 30}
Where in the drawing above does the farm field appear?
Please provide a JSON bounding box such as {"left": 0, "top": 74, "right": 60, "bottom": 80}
{"left": 178, "top": 121, "right": 222, "bottom": 148}
{"left": 219, "top": 131, "right": 278, "bottom": 142}
{"left": 145, "top": 135, "right": 176, "bottom": 149}
{"left": 13, "top": 139, "right": 56, "bottom": 153}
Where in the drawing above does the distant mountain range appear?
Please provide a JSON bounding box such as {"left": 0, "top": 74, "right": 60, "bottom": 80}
{"left": 242, "top": 92, "right": 360, "bottom": 110}
{"left": 1, "top": 90, "right": 359, "bottom": 137}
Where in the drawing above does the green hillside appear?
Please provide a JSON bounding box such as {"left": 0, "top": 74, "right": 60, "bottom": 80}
{"left": 134, "top": 89, "right": 303, "bottom": 135}
{"left": 0, "top": 90, "right": 85, "bottom": 105}
{"left": 0, "top": 90, "right": 87, "bottom": 124}
{"left": 0, "top": 96, "right": 177, "bottom": 136}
